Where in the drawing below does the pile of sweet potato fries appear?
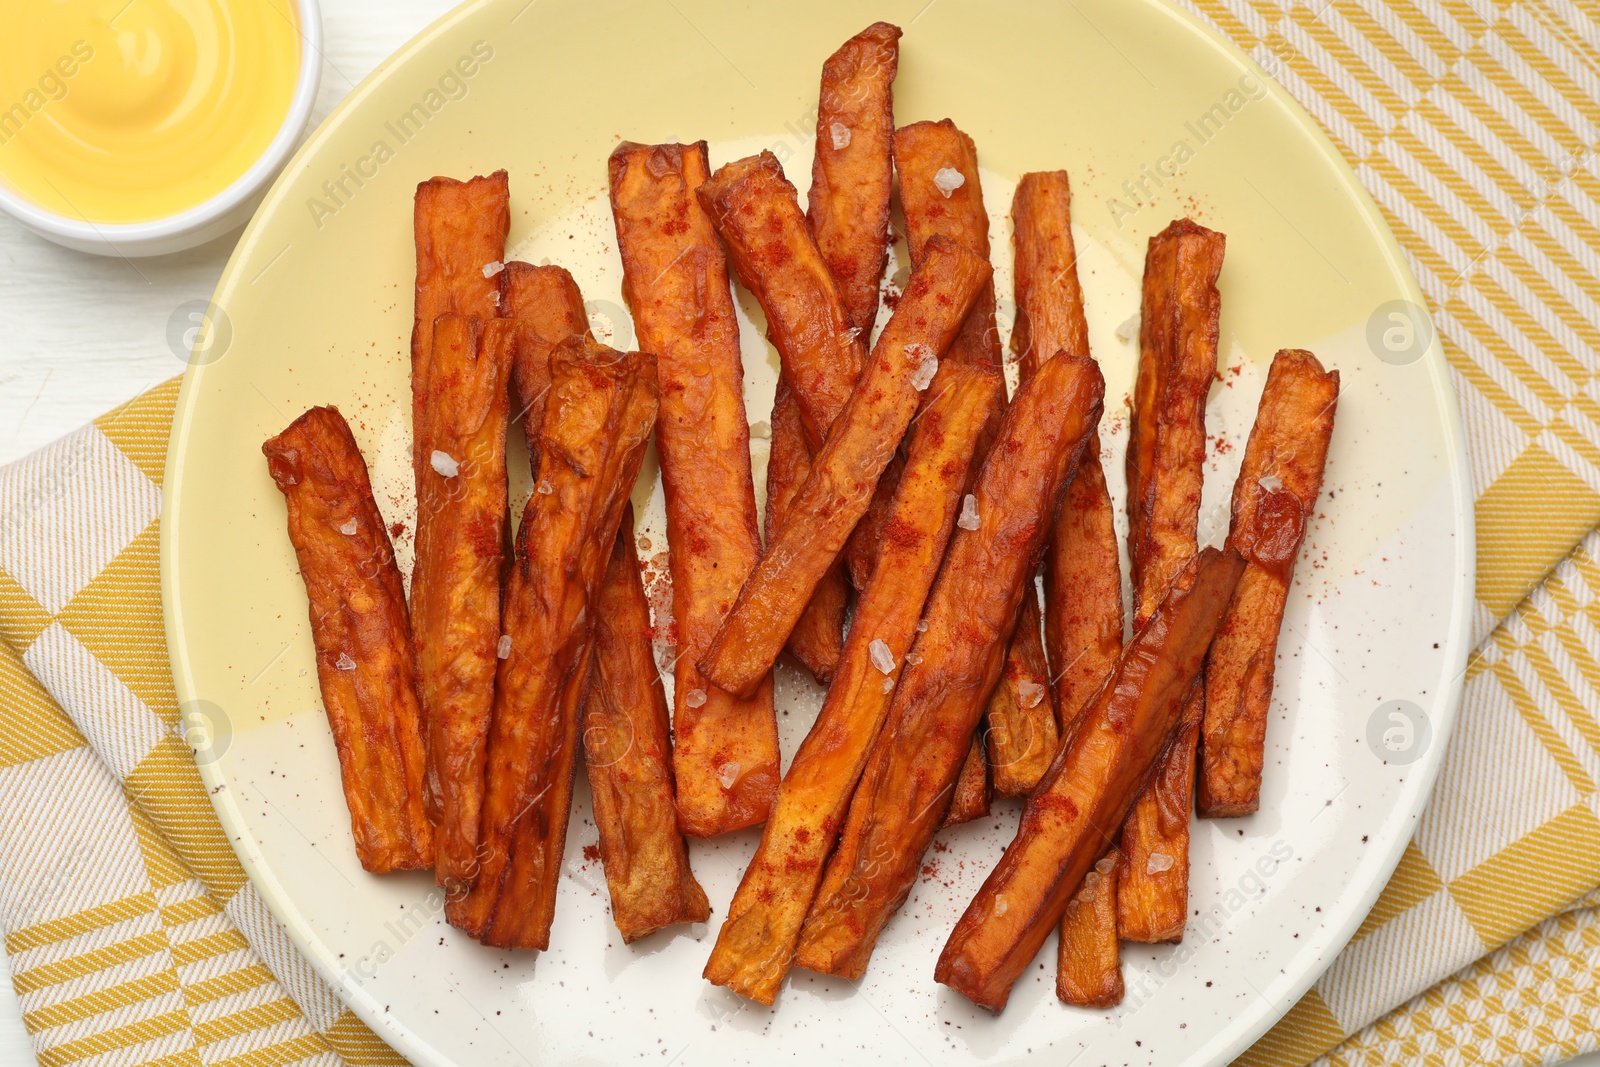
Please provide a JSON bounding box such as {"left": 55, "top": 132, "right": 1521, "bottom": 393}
{"left": 261, "top": 20, "right": 1339, "bottom": 1012}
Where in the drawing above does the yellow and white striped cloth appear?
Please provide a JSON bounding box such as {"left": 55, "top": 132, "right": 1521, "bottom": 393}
{"left": 0, "top": 1, "right": 1595, "bottom": 1064}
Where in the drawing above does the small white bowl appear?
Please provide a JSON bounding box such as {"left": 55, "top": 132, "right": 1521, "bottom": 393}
{"left": 0, "top": 0, "right": 323, "bottom": 258}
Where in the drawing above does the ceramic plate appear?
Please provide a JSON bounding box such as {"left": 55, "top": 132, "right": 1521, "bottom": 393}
{"left": 162, "top": 1, "right": 1474, "bottom": 1064}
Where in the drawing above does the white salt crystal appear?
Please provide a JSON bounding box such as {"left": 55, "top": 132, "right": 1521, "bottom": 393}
{"left": 430, "top": 450, "right": 459, "bottom": 477}
{"left": 482, "top": 260, "right": 505, "bottom": 278}
{"left": 537, "top": 480, "right": 554, "bottom": 495}
{"left": 957, "top": 493, "right": 980, "bottom": 530}
{"left": 1258, "top": 473, "right": 1285, "bottom": 493}
{"left": 905, "top": 342, "right": 937, "bottom": 391}
{"left": 869, "top": 638, "right": 895, "bottom": 674}
{"left": 338, "top": 518, "right": 358, "bottom": 535}
{"left": 882, "top": 677, "right": 894, "bottom": 693}
{"left": 1146, "top": 852, "right": 1175, "bottom": 875}
{"left": 497, "top": 635, "right": 512, "bottom": 659}
{"left": 830, "top": 122, "right": 852, "bottom": 150}
{"left": 906, "top": 651, "right": 923, "bottom": 666}
{"left": 933, "top": 166, "right": 965, "bottom": 198}
{"left": 1115, "top": 313, "right": 1140, "bottom": 343}
{"left": 1017, "top": 680, "right": 1046, "bottom": 709}
{"left": 685, "top": 688, "right": 708, "bottom": 709}
{"left": 335, "top": 653, "right": 356, "bottom": 671}
{"left": 1095, "top": 855, "right": 1118, "bottom": 876}
{"left": 992, "top": 895, "right": 1008, "bottom": 917}
{"left": 716, "top": 761, "right": 740, "bottom": 788}
{"left": 917, "top": 620, "right": 928, "bottom": 633}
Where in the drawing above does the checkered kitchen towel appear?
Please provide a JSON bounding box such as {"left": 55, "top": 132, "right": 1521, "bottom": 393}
{"left": 0, "top": 1, "right": 1596, "bottom": 1064}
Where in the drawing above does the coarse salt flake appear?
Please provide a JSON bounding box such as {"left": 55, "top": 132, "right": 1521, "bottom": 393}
{"left": 992, "top": 895, "right": 1008, "bottom": 917}
{"left": 716, "top": 761, "right": 740, "bottom": 788}
{"left": 335, "top": 653, "right": 356, "bottom": 671}
{"left": 882, "top": 677, "right": 894, "bottom": 692}
{"left": 933, "top": 166, "right": 965, "bottom": 198}
{"left": 905, "top": 651, "right": 923, "bottom": 666}
{"left": 957, "top": 493, "right": 980, "bottom": 530}
{"left": 869, "top": 638, "right": 895, "bottom": 674}
{"left": 536, "top": 480, "right": 554, "bottom": 495}
{"left": 748, "top": 420, "right": 771, "bottom": 440}
{"left": 830, "top": 122, "right": 852, "bottom": 150}
{"left": 1017, "top": 680, "right": 1046, "bottom": 709}
{"left": 684, "top": 688, "right": 708, "bottom": 709}
{"left": 1258, "top": 473, "right": 1284, "bottom": 493}
{"left": 482, "top": 260, "right": 505, "bottom": 278}
{"left": 1146, "top": 852, "right": 1175, "bottom": 875}
{"left": 430, "top": 450, "right": 459, "bottom": 477}
{"left": 905, "top": 342, "right": 937, "bottom": 390}
{"left": 1115, "top": 313, "right": 1140, "bottom": 343}
{"left": 338, "top": 518, "right": 358, "bottom": 536}
{"left": 497, "top": 635, "right": 513, "bottom": 659}
{"left": 1095, "top": 855, "right": 1118, "bottom": 876}
{"left": 917, "top": 620, "right": 928, "bottom": 633}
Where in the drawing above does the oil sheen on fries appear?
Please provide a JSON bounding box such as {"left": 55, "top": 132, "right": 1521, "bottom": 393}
{"left": 263, "top": 407, "right": 433, "bottom": 873}
{"left": 809, "top": 21, "right": 900, "bottom": 335}
{"left": 1200, "top": 349, "right": 1338, "bottom": 817}
{"left": 704, "top": 364, "right": 999, "bottom": 1004}
{"left": 794, "top": 353, "right": 1105, "bottom": 980}
{"left": 449, "top": 338, "right": 658, "bottom": 947}
{"left": 936, "top": 549, "right": 1246, "bottom": 1011}
{"left": 411, "top": 314, "right": 512, "bottom": 892}
{"left": 1119, "top": 218, "right": 1226, "bottom": 944}
{"left": 585, "top": 504, "right": 711, "bottom": 942}
{"left": 609, "top": 140, "right": 779, "bottom": 837}
{"left": 698, "top": 235, "right": 993, "bottom": 699}
{"left": 1011, "top": 170, "right": 1127, "bottom": 1002}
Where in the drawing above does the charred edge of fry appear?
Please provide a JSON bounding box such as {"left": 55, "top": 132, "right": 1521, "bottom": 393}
{"left": 934, "top": 550, "right": 1244, "bottom": 1011}
{"left": 263, "top": 406, "right": 433, "bottom": 873}
{"left": 586, "top": 505, "right": 711, "bottom": 942}
{"left": 1057, "top": 849, "right": 1124, "bottom": 1007}
{"left": 697, "top": 234, "right": 993, "bottom": 699}
{"left": 412, "top": 314, "right": 513, "bottom": 891}
{"left": 703, "top": 363, "right": 995, "bottom": 1005}
{"left": 793, "top": 354, "right": 1105, "bottom": 980}
{"left": 1199, "top": 349, "right": 1338, "bottom": 818}
{"left": 608, "top": 139, "right": 777, "bottom": 839}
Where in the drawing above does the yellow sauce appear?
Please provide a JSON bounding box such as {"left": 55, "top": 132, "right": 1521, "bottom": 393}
{"left": 0, "top": 0, "right": 301, "bottom": 224}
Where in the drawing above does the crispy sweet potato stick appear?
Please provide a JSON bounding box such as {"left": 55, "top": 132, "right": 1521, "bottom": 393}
{"left": 1199, "top": 350, "right": 1338, "bottom": 817}
{"left": 766, "top": 382, "right": 848, "bottom": 683}
{"left": 411, "top": 315, "right": 512, "bottom": 891}
{"left": 698, "top": 151, "right": 863, "bottom": 450}
{"left": 609, "top": 140, "right": 779, "bottom": 836}
{"left": 448, "top": 338, "right": 658, "bottom": 945}
{"left": 499, "top": 262, "right": 590, "bottom": 460}
{"left": 263, "top": 407, "right": 433, "bottom": 873}
{"left": 794, "top": 354, "right": 1105, "bottom": 980}
{"left": 1057, "top": 849, "right": 1124, "bottom": 1007}
{"left": 699, "top": 235, "right": 993, "bottom": 698}
{"left": 936, "top": 549, "right": 1245, "bottom": 1011}
{"left": 1011, "top": 170, "right": 1127, "bottom": 1000}
{"left": 586, "top": 504, "right": 711, "bottom": 942}
{"left": 986, "top": 594, "right": 1058, "bottom": 796}
{"left": 704, "top": 364, "right": 999, "bottom": 1004}
{"left": 809, "top": 21, "right": 900, "bottom": 334}
{"left": 1118, "top": 219, "right": 1225, "bottom": 944}
{"left": 944, "top": 735, "right": 992, "bottom": 826}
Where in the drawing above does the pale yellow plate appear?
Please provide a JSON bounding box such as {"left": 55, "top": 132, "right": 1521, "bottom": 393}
{"left": 162, "top": 2, "right": 1473, "bottom": 1064}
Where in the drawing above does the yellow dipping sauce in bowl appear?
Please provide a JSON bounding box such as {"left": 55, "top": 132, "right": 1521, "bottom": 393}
{"left": 0, "top": 0, "right": 318, "bottom": 253}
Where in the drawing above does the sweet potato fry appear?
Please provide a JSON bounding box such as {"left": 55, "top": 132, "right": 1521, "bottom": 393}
{"left": 1199, "top": 349, "right": 1338, "bottom": 817}
{"left": 935, "top": 549, "right": 1245, "bottom": 1011}
{"left": 499, "top": 262, "right": 590, "bottom": 460}
{"left": 609, "top": 140, "right": 779, "bottom": 837}
{"left": 447, "top": 338, "right": 658, "bottom": 946}
{"left": 766, "top": 381, "right": 848, "bottom": 684}
{"left": 704, "top": 364, "right": 998, "bottom": 1004}
{"left": 809, "top": 21, "right": 900, "bottom": 334}
{"left": 263, "top": 407, "right": 432, "bottom": 873}
{"left": 1011, "top": 170, "right": 1126, "bottom": 999}
{"left": 411, "top": 315, "right": 513, "bottom": 892}
{"left": 1057, "top": 849, "right": 1124, "bottom": 1007}
{"left": 1118, "top": 218, "right": 1225, "bottom": 944}
{"left": 985, "top": 593, "right": 1058, "bottom": 796}
{"left": 585, "top": 504, "right": 711, "bottom": 942}
{"left": 794, "top": 353, "right": 1105, "bottom": 980}
{"left": 698, "top": 151, "right": 863, "bottom": 449}
{"left": 943, "top": 735, "right": 992, "bottom": 826}
{"left": 699, "top": 235, "right": 993, "bottom": 698}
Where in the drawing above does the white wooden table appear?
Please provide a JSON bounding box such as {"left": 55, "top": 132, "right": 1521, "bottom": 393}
{"left": 0, "top": 3, "right": 1594, "bottom": 1065}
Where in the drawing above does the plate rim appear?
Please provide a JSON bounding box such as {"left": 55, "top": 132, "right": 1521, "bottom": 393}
{"left": 159, "top": 1, "right": 1477, "bottom": 1064}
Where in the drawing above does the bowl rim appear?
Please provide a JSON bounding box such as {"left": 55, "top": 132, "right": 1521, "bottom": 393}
{"left": 0, "top": 0, "right": 324, "bottom": 246}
